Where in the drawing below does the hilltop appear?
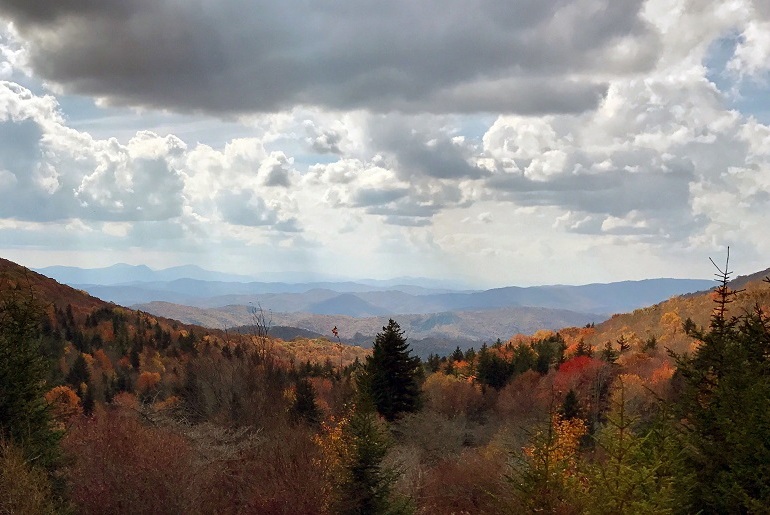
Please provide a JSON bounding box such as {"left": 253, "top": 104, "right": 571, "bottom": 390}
{"left": 582, "top": 266, "right": 770, "bottom": 356}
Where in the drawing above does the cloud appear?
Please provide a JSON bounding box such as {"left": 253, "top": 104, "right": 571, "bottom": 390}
{"left": 0, "top": 0, "right": 657, "bottom": 115}
{"left": 1, "top": 0, "right": 770, "bottom": 285}
{"left": 74, "top": 133, "right": 187, "bottom": 221}
{"left": 303, "top": 120, "right": 344, "bottom": 155}
{"left": 0, "top": 81, "right": 302, "bottom": 233}
{"left": 216, "top": 190, "right": 278, "bottom": 227}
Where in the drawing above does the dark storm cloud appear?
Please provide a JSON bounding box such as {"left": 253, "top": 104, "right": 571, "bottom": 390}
{"left": 0, "top": 0, "right": 657, "bottom": 115}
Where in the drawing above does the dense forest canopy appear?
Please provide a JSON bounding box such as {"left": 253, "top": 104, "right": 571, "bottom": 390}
{"left": 2, "top": 256, "right": 770, "bottom": 513}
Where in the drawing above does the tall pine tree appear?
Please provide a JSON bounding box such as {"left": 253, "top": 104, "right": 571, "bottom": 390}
{"left": 360, "top": 319, "right": 421, "bottom": 421}
{"left": 0, "top": 284, "right": 61, "bottom": 473}
{"left": 670, "top": 253, "right": 770, "bottom": 512}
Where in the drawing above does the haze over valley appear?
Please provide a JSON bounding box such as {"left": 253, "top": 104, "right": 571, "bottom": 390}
{"left": 36, "top": 263, "right": 714, "bottom": 355}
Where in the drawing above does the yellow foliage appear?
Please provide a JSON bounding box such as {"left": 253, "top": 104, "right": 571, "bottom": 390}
{"left": 423, "top": 372, "right": 483, "bottom": 417}
{"left": 532, "top": 329, "right": 556, "bottom": 341}
{"left": 141, "top": 350, "right": 166, "bottom": 374}
{"left": 524, "top": 414, "right": 587, "bottom": 476}
{"left": 313, "top": 414, "right": 353, "bottom": 512}
{"left": 660, "top": 311, "right": 682, "bottom": 334}
{"left": 82, "top": 353, "right": 95, "bottom": 368}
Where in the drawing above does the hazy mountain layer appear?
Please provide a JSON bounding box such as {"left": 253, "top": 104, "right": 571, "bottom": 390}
{"left": 134, "top": 302, "right": 599, "bottom": 345}
{"left": 90, "top": 277, "right": 716, "bottom": 317}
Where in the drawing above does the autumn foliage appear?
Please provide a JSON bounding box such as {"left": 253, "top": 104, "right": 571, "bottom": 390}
{"left": 4, "top": 255, "right": 770, "bottom": 514}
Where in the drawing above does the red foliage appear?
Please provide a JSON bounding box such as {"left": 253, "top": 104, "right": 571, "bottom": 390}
{"left": 553, "top": 356, "right": 604, "bottom": 394}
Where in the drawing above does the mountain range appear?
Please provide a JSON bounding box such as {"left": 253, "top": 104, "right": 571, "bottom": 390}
{"left": 8, "top": 258, "right": 770, "bottom": 359}
{"left": 35, "top": 265, "right": 714, "bottom": 317}
{"left": 28, "top": 263, "right": 718, "bottom": 354}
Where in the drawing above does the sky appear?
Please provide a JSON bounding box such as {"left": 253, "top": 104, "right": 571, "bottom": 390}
{"left": 0, "top": 0, "right": 768, "bottom": 288}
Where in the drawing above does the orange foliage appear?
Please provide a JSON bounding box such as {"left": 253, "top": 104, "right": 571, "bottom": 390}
{"left": 153, "top": 395, "right": 181, "bottom": 412}
{"left": 561, "top": 326, "right": 596, "bottom": 355}
{"left": 313, "top": 414, "right": 353, "bottom": 512}
{"left": 92, "top": 349, "right": 113, "bottom": 372}
{"left": 136, "top": 372, "right": 161, "bottom": 394}
{"left": 651, "top": 361, "right": 675, "bottom": 385}
{"left": 45, "top": 385, "right": 81, "bottom": 425}
{"left": 112, "top": 392, "right": 139, "bottom": 410}
{"left": 309, "top": 377, "right": 334, "bottom": 414}
{"left": 117, "top": 356, "right": 132, "bottom": 370}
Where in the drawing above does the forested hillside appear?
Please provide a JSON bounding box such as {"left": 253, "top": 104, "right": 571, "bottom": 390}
{"left": 2, "top": 257, "right": 770, "bottom": 514}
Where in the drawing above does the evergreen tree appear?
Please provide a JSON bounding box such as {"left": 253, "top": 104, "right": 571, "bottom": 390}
{"left": 573, "top": 338, "right": 593, "bottom": 358}
{"left": 0, "top": 286, "right": 61, "bottom": 473}
{"left": 670, "top": 257, "right": 770, "bottom": 512}
{"left": 583, "top": 377, "right": 676, "bottom": 514}
{"left": 477, "top": 350, "right": 513, "bottom": 389}
{"left": 361, "top": 319, "right": 422, "bottom": 421}
{"left": 600, "top": 341, "right": 618, "bottom": 364}
{"left": 642, "top": 335, "right": 657, "bottom": 352}
{"left": 291, "top": 378, "right": 321, "bottom": 427}
{"left": 533, "top": 333, "right": 567, "bottom": 374}
{"left": 426, "top": 353, "right": 441, "bottom": 373}
{"left": 337, "top": 402, "right": 401, "bottom": 515}
{"left": 616, "top": 335, "right": 631, "bottom": 353}
{"left": 559, "top": 389, "right": 582, "bottom": 421}
{"left": 81, "top": 384, "right": 95, "bottom": 417}
{"left": 511, "top": 342, "right": 537, "bottom": 374}
{"left": 66, "top": 352, "right": 91, "bottom": 389}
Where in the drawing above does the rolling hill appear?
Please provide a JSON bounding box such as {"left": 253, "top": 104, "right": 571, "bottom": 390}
{"left": 583, "top": 267, "right": 770, "bottom": 356}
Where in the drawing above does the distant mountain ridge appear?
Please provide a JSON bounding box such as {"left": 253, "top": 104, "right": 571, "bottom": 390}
{"left": 78, "top": 277, "right": 714, "bottom": 318}
{"left": 29, "top": 262, "right": 717, "bottom": 350}
{"left": 34, "top": 264, "right": 471, "bottom": 291}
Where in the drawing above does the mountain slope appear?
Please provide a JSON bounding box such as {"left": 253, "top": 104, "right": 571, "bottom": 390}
{"left": 3, "top": 258, "right": 369, "bottom": 367}
{"left": 1, "top": 258, "right": 109, "bottom": 315}
{"left": 584, "top": 268, "right": 770, "bottom": 356}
